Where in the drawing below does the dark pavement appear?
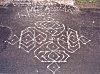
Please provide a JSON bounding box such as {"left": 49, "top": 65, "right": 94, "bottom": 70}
{"left": 0, "top": 3, "right": 100, "bottom": 74}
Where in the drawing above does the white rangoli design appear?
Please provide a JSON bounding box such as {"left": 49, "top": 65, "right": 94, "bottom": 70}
{"left": 7, "top": 17, "right": 91, "bottom": 74}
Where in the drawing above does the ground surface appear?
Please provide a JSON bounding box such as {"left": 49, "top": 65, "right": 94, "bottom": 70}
{"left": 0, "top": 4, "right": 100, "bottom": 74}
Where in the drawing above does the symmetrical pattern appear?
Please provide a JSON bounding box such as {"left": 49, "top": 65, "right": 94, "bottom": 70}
{"left": 34, "top": 41, "right": 70, "bottom": 62}
{"left": 47, "top": 62, "right": 60, "bottom": 74}
{"left": 6, "top": 17, "right": 91, "bottom": 74}
{"left": 7, "top": 34, "right": 19, "bottom": 45}
{"left": 35, "top": 17, "right": 65, "bottom": 36}
{"left": 34, "top": 40, "right": 70, "bottom": 74}
{"left": 19, "top": 27, "right": 47, "bottom": 53}
{"left": 58, "top": 28, "right": 91, "bottom": 53}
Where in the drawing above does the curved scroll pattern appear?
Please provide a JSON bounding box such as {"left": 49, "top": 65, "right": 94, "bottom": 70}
{"left": 35, "top": 17, "right": 65, "bottom": 36}
{"left": 58, "top": 28, "right": 91, "bottom": 53}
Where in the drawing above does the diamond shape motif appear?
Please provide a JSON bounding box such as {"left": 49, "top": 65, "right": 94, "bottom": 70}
{"left": 59, "top": 34, "right": 67, "bottom": 43}
{"left": 47, "top": 42, "right": 59, "bottom": 51}
{"left": 20, "top": 42, "right": 35, "bottom": 53}
{"left": 7, "top": 34, "right": 19, "bottom": 45}
{"left": 49, "top": 52, "right": 59, "bottom": 61}
{"left": 22, "top": 34, "right": 33, "bottom": 44}
{"left": 69, "top": 32, "right": 78, "bottom": 43}
{"left": 47, "top": 62, "right": 60, "bottom": 73}
{"left": 35, "top": 34, "right": 45, "bottom": 44}
{"left": 79, "top": 36, "right": 91, "bottom": 45}
{"left": 43, "top": 22, "right": 55, "bottom": 28}
{"left": 47, "top": 28, "right": 57, "bottom": 35}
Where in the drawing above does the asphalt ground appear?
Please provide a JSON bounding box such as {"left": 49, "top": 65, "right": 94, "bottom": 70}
{"left": 0, "top": 3, "right": 100, "bottom": 74}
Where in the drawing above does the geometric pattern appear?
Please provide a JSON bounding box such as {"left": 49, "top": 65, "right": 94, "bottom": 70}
{"left": 47, "top": 62, "right": 60, "bottom": 74}
{"left": 58, "top": 28, "right": 91, "bottom": 53}
{"left": 6, "top": 17, "right": 91, "bottom": 74}
{"left": 34, "top": 41, "right": 70, "bottom": 63}
{"left": 7, "top": 34, "right": 19, "bottom": 45}
{"left": 19, "top": 27, "right": 47, "bottom": 53}
{"left": 35, "top": 17, "right": 65, "bottom": 36}
{"left": 19, "top": 27, "right": 35, "bottom": 53}
{"left": 34, "top": 41, "right": 70, "bottom": 74}
{"left": 79, "top": 35, "right": 91, "bottom": 45}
